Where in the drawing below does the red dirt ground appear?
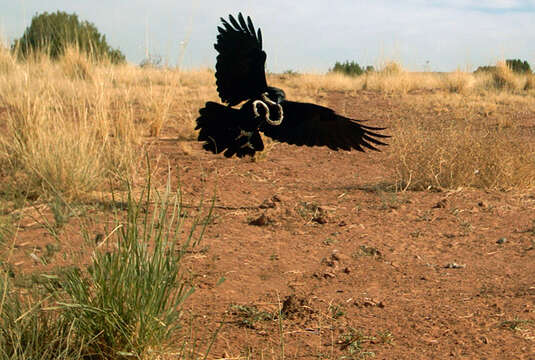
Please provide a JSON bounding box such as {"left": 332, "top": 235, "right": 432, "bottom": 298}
{"left": 6, "top": 91, "right": 535, "bottom": 359}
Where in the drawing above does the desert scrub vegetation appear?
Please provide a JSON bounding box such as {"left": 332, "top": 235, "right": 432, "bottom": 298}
{"left": 0, "top": 176, "right": 213, "bottom": 359}
{"left": 388, "top": 92, "right": 535, "bottom": 190}
{"left": 280, "top": 60, "right": 535, "bottom": 96}
{"left": 0, "top": 46, "right": 214, "bottom": 201}
{"left": 330, "top": 60, "right": 374, "bottom": 76}
{"left": 1, "top": 44, "right": 534, "bottom": 201}
{"left": 270, "top": 60, "right": 535, "bottom": 191}
{"left": 12, "top": 11, "right": 125, "bottom": 63}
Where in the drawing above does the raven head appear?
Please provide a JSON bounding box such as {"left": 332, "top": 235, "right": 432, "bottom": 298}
{"left": 252, "top": 87, "right": 286, "bottom": 126}
{"left": 265, "top": 86, "right": 286, "bottom": 104}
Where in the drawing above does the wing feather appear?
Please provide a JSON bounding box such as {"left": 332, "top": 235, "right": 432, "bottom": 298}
{"left": 260, "top": 101, "right": 389, "bottom": 152}
{"left": 214, "top": 13, "right": 268, "bottom": 106}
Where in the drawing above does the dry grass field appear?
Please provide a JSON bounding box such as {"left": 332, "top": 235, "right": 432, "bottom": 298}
{"left": 1, "top": 46, "right": 535, "bottom": 359}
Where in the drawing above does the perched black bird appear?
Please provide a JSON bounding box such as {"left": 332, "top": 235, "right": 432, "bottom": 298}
{"left": 196, "top": 13, "right": 389, "bottom": 158}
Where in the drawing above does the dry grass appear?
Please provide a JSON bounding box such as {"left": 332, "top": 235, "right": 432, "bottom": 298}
{"left": 0, "top": 52, "right": 534, "bottom": 200}
{"left": 268, "top": 61, "right": 535, "bottom": 192}
{"left": 0, "top": 44, "right": 17, "bottom": 75}
{"left": 388, "top": 92, "right": 535, "bottom": 190}
{"left": 442, "top": 70, "right": 474, "bottom": 93}
{"left": 0, "top": 50, "right": 214, "bottom": 201}
{"left": 390, "top": 118, "right": 535, "bottom": 190}
{"left": 59, "top": 46, "right": 94, "bottom": 81}
{"left": 363, "top": 62, "right": 440, "bottom": 93}
{"left": 524, "top": 74, "right": 535, "bottom": 91}
{"left": 492, "top": 61, "right": 522, "bottom": 91}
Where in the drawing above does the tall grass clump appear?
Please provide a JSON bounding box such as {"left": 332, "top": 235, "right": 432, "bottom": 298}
{"left": 0, "top": 275, "right": 83, "bottom": 359}
{"left": 59, "top": 46, "right": 94, "bottom": 80}
{"left": 524, "top": 74, "right": 535, "bottom": 91}
{"left": 390, "top": 119, "right": 535, "bottom": 190}
{"left": 0, "top": 52, "right": 140, "bottom": 200}
{"left": 492, "top": 61, "right": 521, "bottom": 91}
{"left": 442, "top": 70, "right": 473, "bottom": 93}
{"left": 56, "top": 176, "right": 208, "bottom": 358}
{"left": 271, "top": 72, "right": 364, "bottom": 96}
{"left": 0, "top": 51, "right": 222, "bottom": 201}
{"left": 0, "top": 44, "right": 17, "bottom": 75}
{"left": 380, "top": 61, "right": 404, "bottom": 76}
{"left": 1, "top": 174, "right": 214, "bottom": 358}
{"left": 362, "top": 61, "right": 440, "bottom": 93}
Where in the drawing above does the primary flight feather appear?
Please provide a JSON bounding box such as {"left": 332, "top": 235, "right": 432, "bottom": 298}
{"left": 196, "top": 13, "right": 389, "bottom": 158}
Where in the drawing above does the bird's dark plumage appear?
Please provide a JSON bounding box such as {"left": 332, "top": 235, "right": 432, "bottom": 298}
{"left": 196, "top": 13, "right": 389, "bottom": 158}
{"left": 261, "top": 101, "right": 388, "bottom": 152}
{"left": 214, "top": 13, "right": 268, "bottom": 106}
{"left": 196, "top": 101, "right": 264, "bottom": 158}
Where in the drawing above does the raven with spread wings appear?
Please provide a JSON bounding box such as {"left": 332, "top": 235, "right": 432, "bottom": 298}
{"left": 196, "top": 13, "right": 388, "bottom": 158}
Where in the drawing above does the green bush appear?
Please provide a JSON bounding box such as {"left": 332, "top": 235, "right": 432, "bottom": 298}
{"left": 506, "top": 59, "right": 532, "bottom": 74}
{"left": 12, "top": 11, "right": 125, "bottom": 63}
{"left": 330, "top": 61, "right": 373, "bottom": 76}
{"left": 475, "top": 60, "right": 532, "bottom": 75}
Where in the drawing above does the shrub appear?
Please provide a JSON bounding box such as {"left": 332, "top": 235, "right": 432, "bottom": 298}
{"left": 506, "top": 59, "right": 531, "bottom": 74}
{"left": 12, "top": 11, "right": 125, "bottom": 63}
{"left": 330, "top": 61, "right": 365, "bottom": 76}
{"left": 475, "top": 60, "right": 531, "bottom": 75}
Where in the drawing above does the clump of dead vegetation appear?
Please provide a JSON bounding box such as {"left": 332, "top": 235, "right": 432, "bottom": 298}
{"left": 442, "top": 70, "right": 473, "bottom": 93}
{"left": 388, "top": 92, "right": 535, "bottom": 191}
{"left": 0, "top": 43, "right": 17, "bottom": 75}
{"left": 1, "top": 50, "right": 534, "bottom": 202}
{"left": 391, "top": 118, "right": 535, "bottom": 190}
{"left": 271, "top": 60, "right": 535, "bottom": 191}
{"left": 492, "top": 61, "right": 522, "bottom": 91}
{"left": 0, "top": 48, "right": 215, "bottom": 201}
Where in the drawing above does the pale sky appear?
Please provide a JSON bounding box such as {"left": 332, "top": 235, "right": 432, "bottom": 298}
{"left": 1, "top": 0, "right": 534, "bottom": 72}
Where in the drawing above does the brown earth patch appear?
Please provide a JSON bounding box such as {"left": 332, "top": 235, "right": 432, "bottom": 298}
{"left": 3, "top": 90, "right": 535, "bottom": 359}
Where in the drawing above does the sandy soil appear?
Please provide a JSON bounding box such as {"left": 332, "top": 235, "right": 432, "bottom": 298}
{"left": 6, "top": 91, "right": 535, "bottom": 359}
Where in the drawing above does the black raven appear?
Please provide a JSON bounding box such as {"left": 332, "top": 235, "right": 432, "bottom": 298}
{"left": 196, "top": 13, "right": 388, "bottom": 158}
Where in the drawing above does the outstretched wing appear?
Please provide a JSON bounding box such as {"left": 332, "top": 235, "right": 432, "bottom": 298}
{"left": 214, "top": 13, "right": 268, "bottom": 106}
{"left": 260, "top": 101, "right": 389, "bottom": 151}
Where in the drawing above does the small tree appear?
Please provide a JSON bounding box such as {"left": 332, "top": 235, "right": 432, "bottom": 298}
{"left": 330, "top": 61, "right": 374, "bottom": 77}
{"left": 475, "top": 60, "right": 532, "bottom": 75}
{"left": 330, "top": 61, "right": 364, "bottom": 76}
{"left": 12, "top": 11, "right": 125, "bottom": 63}
{"left": 506, "top": 59, "right": 532, "bottom": 74}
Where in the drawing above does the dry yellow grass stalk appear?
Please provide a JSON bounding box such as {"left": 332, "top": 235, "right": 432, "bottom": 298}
{"left": 1, "top": 52, "right": 533, "bottom": 199}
